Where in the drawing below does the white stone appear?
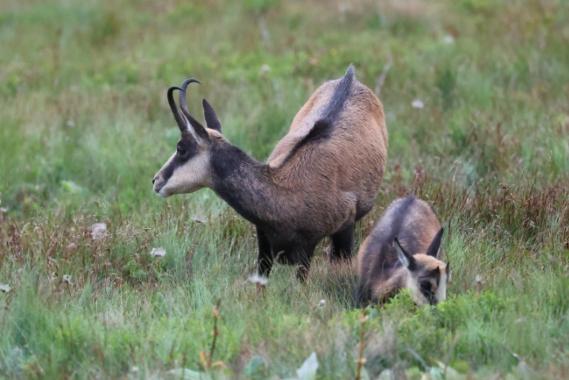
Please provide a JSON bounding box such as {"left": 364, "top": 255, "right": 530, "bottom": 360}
{"left": 90, "top": 223, "right": 108, "bottom": 241}
{"left": 0, "top": 283, "right": 11, "bottom": 293}
{"left": 411, "top": 99, "right": 425, "bottom": 109}
{"left": 151, "top": 247, "right": 166, "bottom": 257}
{"left": 247, "top": 273, "right": 268, "bottom": 286}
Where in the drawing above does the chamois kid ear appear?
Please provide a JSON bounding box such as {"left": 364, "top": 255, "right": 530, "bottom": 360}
{"left": 202, "top": 99, "right": 222, "bottom": 132}
{"left": 426, "top": 227, "right": 444, "bottom": 258}
{"left": 394, "top": 237, "right": 416, "bottom": 271}
{"left": 428, "top": 267, "right": 440, "bottom": 278}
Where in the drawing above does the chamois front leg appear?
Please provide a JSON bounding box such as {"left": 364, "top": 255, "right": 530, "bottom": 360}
{"left": 329, "top": 223, "right": 354, "bottom": 262}
{"left": 254, "top": 226, "right": 272, "bottom": 291}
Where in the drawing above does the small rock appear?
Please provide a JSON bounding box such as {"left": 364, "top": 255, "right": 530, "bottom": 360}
{"left": 244, "top": 355, "right": 267, "bottom": 378}
{"left": 63, "top": 274, "right": 72, "bottom": 285}
{"left": 191, "top": 215, "right": 208, "bottom": 224}
{"left": 259, "top": 64, "right": 271, "bottom": 75}
{"left": 411, "top": 99, "right": 425, "bottom": 109}
{"left": 0, "top": 283, "right": 11, "bottom": 293}
{"left": 318, "top": 299, "right": 326, "bottom": 308}
{"left": 151, "top": 247, "right": 166, "bottom": 257}
{"left": 296, "top": 352, "right": 318, "bottom": 380}
{"left": 167, "top": 368, "right": 212, "bottom": 380}
{"left": 442, "top": 34, "right": 455, "bottom": 45}
{"left": 61, "top": 180, "right": 84, "bottom": 194}
{"left": 247, "top": 273, "right": 268, "bottom": 286}
{"left": 90, "top": 223, "right": 108, "bottom": 241}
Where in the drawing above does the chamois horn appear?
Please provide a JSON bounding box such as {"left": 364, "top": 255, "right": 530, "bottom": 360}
{"left": 166, "top": 86, "right": 187, "bottom": 133}
{"left": 178, "top": 78, "right": 208, "bottom": 140}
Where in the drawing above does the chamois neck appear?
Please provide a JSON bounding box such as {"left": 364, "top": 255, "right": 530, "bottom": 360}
{"left": 211, "top": 144, "right": 281, "bottom": 225}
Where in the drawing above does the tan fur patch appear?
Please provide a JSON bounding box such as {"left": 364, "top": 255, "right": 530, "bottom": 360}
{"left": 267, "top": 82, "right": 335, "bottom": 168}
{"left": 414, "top": 254, "right": 446, "bottom": 272}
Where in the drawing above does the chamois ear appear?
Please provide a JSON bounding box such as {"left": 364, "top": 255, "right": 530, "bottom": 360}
{"left": 394, "top": 237, "right": 416, "bottom": 271}
{"left": 202, "top": 99, "right": 222, "bottom": 132}
{"left": 426, "top": 228, "right": 444, "bottom": 258}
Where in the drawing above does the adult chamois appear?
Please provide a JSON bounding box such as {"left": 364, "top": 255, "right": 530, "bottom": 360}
{"left": 153, "top": 66, "right": 387, "bottom": 282}
{"left": 356, "top": 196, "right": 448, "bottom": 306}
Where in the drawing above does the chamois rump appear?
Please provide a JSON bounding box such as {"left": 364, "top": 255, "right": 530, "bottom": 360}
{"left": 356, "top": 196, "right": 448, "bottom": 306}
{"left": 153, "top": 66, "right": 387, "bottom": 282}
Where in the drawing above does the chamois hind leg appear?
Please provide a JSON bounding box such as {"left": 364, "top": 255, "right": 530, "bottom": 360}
{"left": 255, "top": 227, "right": 273, "bottom": 286}
{"left": 329, "top": 223, "right": 354, "bottom": 263}
{"left": 295, "top": 243, "right": 316, "bottom": 282}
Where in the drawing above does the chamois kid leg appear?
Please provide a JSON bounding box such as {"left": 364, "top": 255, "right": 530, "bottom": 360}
{"left": 329, "top": 223, "right": 354, "bottom": 262}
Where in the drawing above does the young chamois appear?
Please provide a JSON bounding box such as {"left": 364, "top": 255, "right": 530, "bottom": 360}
{"left": 152, "top": 66, "right": 387, "bottom": 282}
{"left": 356, "top": 196, "right": 448, "bottom": 306}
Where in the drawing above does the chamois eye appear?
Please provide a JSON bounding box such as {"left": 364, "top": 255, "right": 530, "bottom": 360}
{"left": 176, "top": 144, "right": 186, "bottom": 156}
{"left": 420, "top": 281, "right": 432, "bottom": 293}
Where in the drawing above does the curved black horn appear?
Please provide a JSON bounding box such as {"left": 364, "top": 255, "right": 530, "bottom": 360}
{"left": 178, "top": 78, "right": 209, "bottom": 139}
{"left": 167, "top": 86, "right": 187, "bottom": 132}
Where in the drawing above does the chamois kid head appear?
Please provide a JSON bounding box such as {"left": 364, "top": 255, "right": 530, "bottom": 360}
{"left": 153, "top": 79, "right": 224, "bottom": 197}
{"left": 394, "top": 228, "right": 448, "bottom": 305}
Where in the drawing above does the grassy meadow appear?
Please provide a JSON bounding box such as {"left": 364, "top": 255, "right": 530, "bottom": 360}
{"left": 1, "top": 0, "right": 568, "bottom": 378}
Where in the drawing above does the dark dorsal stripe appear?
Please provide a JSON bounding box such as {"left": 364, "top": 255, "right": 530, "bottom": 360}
{"left": 366, "top": 196, "right": 417, "bottom": 282}
{"left": 319, "top": 64, "right": 355, "bottom": 123}
{"left": 279, "top": 65, "right": 355, "bottom": 165}
{"left": 382, "top": 196, "right": 416, "bottom": 257}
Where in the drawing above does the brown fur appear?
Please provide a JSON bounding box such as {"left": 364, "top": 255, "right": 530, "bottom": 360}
{"left": 264, "top": 77, "right": 387, "bottom": 236}
{"left": 356, "top": 196, "right": 448, "bottom": 305}
{"left": 154, "top": 67, "right": 387, "bottom": 281}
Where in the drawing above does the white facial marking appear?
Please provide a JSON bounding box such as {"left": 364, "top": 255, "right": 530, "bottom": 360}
{"left": 436, "top": 269, "right": 448, "bottom": 302}
{"left": 155, "top": 150, "right": 211, "bottom": 197}
{"left": 405, "top": 274, "right": 428, "bottom": 306}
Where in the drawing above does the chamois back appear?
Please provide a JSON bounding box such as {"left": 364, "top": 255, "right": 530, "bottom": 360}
{"left": 154, "top": 66, "right": 388, "bottom": 282}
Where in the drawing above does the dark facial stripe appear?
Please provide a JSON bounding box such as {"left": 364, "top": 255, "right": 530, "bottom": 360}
{"left": 161, "top": 136, "right": 198, "bottom": 183}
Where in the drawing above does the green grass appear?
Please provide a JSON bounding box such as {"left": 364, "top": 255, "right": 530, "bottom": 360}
{"left": 1, "top": 0, "right": 568, "bottom": 378}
